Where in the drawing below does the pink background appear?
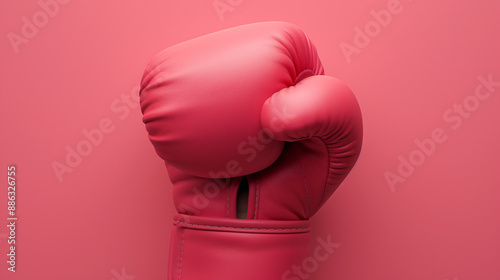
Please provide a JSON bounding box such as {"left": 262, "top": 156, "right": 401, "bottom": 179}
{"left": 1, "top": 0, "right": 499, "bottom": 279}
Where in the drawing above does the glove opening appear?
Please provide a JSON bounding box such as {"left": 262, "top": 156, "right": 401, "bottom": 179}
{"left": 236, "top": 177, "right": 249, "bottom": 219}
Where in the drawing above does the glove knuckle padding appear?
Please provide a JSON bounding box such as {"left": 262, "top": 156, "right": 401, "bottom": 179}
{"left": 140, "top": 21, "right": 323, "bottom": 179}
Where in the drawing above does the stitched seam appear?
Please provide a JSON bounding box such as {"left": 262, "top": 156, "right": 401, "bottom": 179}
{"left": 253, "top": 176, "right": 260, "bottom": 219}
{"left": 178, "top": 227, "right": 185, "bottom": 280}
{"left": 175, "top": 221, "right": 310, "bottom": 231}
{"left": 297, "top": 157, "right": 311, "bottom": 217}
{"left": 226, "top": 183, "right": 231, "bottom": 218}
{"left": 319, "top": 136, "right": 332, "bottom": 207}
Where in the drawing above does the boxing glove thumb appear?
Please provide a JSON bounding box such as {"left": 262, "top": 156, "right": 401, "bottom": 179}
{"left": 261, "top": 74, "right": 363, "bottom": 214}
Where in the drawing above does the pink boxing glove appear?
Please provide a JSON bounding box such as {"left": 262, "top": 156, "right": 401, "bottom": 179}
{"left": 139, "top": 22, "right": 363, "bottom": 280}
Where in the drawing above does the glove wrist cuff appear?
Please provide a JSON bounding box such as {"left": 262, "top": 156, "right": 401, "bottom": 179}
{"left": 168, "top": 214, "right": 311, "bottom": 280}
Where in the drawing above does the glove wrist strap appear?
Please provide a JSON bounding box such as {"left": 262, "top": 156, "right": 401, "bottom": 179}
{"left": 168, "top": 214, "right": 311, "bottom": 280}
